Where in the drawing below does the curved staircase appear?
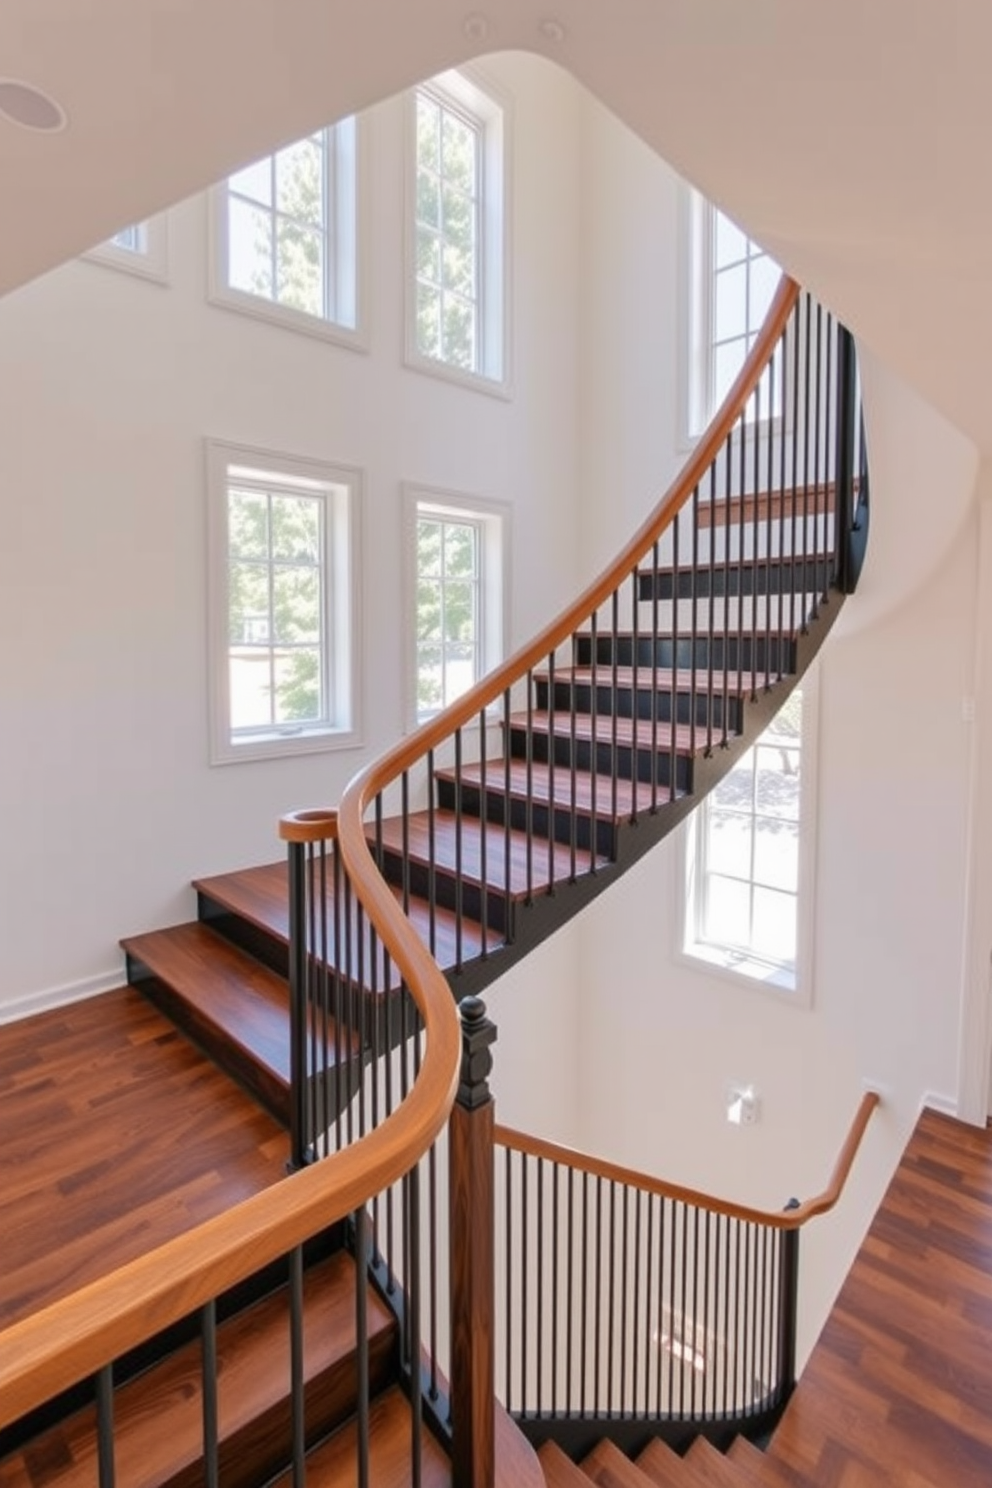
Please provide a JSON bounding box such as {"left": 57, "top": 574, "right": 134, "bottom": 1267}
{"left": 0, "top": 278, "right": 873, "bottom": 1486}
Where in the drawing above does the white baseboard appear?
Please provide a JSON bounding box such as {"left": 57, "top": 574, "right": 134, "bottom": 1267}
{"left": 921, "top": 1090, "right": 959, "bottom": 1119}
{"left": 0, "top": 967, "right": 126, "bottom": 1026}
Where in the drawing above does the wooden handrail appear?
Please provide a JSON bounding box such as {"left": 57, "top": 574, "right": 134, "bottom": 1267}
{"left": 0, "top": 272, "right": 802, "bottom": 1435}
{"left": 494, "top": 1089, "right": 880, "bottom": 1232}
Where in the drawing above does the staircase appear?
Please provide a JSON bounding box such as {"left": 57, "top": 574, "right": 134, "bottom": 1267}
{"left": 0, "top": 279, "right": 872, "bottom": 1486}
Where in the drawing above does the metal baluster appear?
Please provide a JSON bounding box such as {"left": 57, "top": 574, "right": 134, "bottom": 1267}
{"left": 503, "top": 689, "right": 513, "bottom": 940}
{"left": 355, "top": 1208, "right": 370, "bottom": 1488}
{"left": 427, "top": 749, "right": 437, "bottom": 958}
{"left": 551, "top": 1160, "right": 560, "bottom": 1416}
{"left": 453, "top": 733, "right": 464, "bottom": 971}
{"left": 96, "top": 1364, "right": 115, "bottom": 1488}
{"left": 537, "top": 1157, "right": 544, "bottom": 1412}
{"left": 590, "top": 613, "right": 600, "bottom": 873}
{"left": 505, "top": 1147, "right": 513, "bottom": 1412}
{"left": 547, "top": 652, "right": 556, "bottom": 891}
{"left": 670, "top": 517, "right": 680, "bottom": 805}
{"left": 479, "top": 707, "right": 489, "bottom": 957}
{"left": 290, "top": 1246, "right": 306, "bottom": 1486}
{"left": 611, "top": 588, "right": 620, "bottom": 839}
{"left": 651, "top": 539, "right": 661, "bottom": 809}
{"left": 201, "top": 1301, "right": 219, "bottom": 1488}
{"left": 521, "top": 1152, "right": 529, "bottom": 1411}
{"left": 408, "top": 1166, "right": 423, "bottom": 1488}
{"left": 751, "top": 378, "right": 761, "bottom": 701}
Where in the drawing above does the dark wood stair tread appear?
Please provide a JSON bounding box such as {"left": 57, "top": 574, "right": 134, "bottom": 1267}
{"left": 581, "top": 1437, "right": 662, "bottom": 1485}
{"left": 636, "top": 1435, "right": 710, "bottom": 1486}
{"left": 436, "top": 757, "right": 670, "bottom": 819}
{"left": 268, "top": 1385, "right": 450, "bottom": 1487}
{"left": 510, "top": 710, "right": 710, "bottom": 754}
{"left": 536, "top": 665, "right": 772, "bottom": 695}
{"left": 122, "top": 922, "right": 297, "bottom": 1089}
{"left": 372, "top": 810, "right": 605, "bottom": 897}
{"left": 0, "top": 1250, "right": 396, "bottom": 1488}
{"left": 195, "top": 862, "right": 502, "bottom": 982}
{"left": 539, "top": 1439, "right": 596, "bottom": 1486}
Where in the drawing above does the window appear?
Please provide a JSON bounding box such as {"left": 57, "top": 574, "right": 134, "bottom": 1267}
{"left": 405, "top": 487, "right": 509, "bottom": 726}
{"left": 407, "top": 68, "right": 510, "bottom": 392}
{"left": 84, "top": 216, "right": 169, "bottom": 282}
{"left": 207, "top": 443, "right": 362, "bottom": 764}
{"left": 210, "top": 118, "right": 361, "bottom": 343}
{"left": 683, "top": 192, "right": 781, "bottom": 438}
{"left": 682, "top": 680, "right": 816, "bottom": 996}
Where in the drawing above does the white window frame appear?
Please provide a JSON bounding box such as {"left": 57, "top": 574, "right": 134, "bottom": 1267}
{"left": 206, "top": 440, "right": 363, "bottom": 765}
{"left": 677, "top": 671, "right": 819, "bottom": 1003}
{"left": 403, "top": 484, "right": 510, "bottom": 730}
{"left": 84, "top": 214, "right": 169, "bottom": 284}
{"left": 680, "top": 189, "right": 782, "bottom": 444}
{"left": 208, "top": 117, "right": 366, "bottom": 349}
{"left": 405, "top": 66, "right": 512, "bottom": 397}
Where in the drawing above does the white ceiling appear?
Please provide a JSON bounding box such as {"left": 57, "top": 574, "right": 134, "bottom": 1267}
{"left": 3, "top": 0, "right": 990, "bottom": 450}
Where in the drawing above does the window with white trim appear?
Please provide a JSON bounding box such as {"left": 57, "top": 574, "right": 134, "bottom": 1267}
{"left": 408, "top": 69, "right": 509, "bottom": 390}
{"left": 85, "top": 216, "right": 169, "bottom": 282}
{"left": 682, "top": 681, "right": 815, "bottom": 995}
{"left": 210, "top": 118, "right": 360, "bottom": 341}
{"left": 406, "top": 487, "right": 509, "bottom": 725}
{"left": 207, "top": 443, "right": 362, "bottom": 764}
{"left": 684, "top": 193, "right": 781, "bottom": 438}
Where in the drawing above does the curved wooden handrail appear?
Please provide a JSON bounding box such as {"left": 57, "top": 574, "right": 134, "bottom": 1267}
{"left": 494, "top": 1089, "right": 880, "bottom": 1232}
{"left": 0, "top": 273, "right": 802, "bottom": 1433}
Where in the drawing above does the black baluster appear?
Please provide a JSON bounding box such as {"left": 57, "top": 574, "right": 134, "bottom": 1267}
{"left": 96, "top": 1364, "right": 115, "bottom": 1488}
{"left": 201, "top": 1300, "right": 219, "bottom": 1488}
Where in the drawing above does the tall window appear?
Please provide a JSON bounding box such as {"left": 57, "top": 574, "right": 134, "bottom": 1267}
{"left": 207, "top": 443, "right": 362, "bottom": 764}
{"left": 408, "top": 69, "right": 509, "bottom": 390}
{"left": 211, "top": 119, "right": 360, "bottom": 340}
{"left": 684, "top": 194, "right": 781, "bottom": 437}
{"left": 683, "top": 683, "right": 814, "bottom": 995}
{"left": 406, "top": 488, "right": 509, "bottom": 726}
{"left": 84, "top": 216, "right": 168, "bottom": 282}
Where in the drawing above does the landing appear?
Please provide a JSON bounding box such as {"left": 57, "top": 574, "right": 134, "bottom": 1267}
{"left": 0, "top": 987, "right": 289, "bottom": 1329}
{"left": 772, "top": 1108, "right": 992, "bottom": 1486}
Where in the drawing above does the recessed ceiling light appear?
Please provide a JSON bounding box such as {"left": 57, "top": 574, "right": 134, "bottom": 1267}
{"left": 463, "top": 13, "right": 491, "bottom": 43}
{"left": 0, "top": 78, "right": 67, "bottom": 133}
{"left": 539, "top": 18, "right": 567, "bottom": 44}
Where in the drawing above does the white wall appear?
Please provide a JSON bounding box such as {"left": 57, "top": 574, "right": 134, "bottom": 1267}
{"left": 0, "top": 53, "right": 584, "bottom": 1018}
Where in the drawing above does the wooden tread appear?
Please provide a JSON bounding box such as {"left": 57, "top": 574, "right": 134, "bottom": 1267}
{"left": 121, "top": 922, "right": 296, "bottom": 1120}
{"left": 510, "top": 710, "right": 706, "bottom": 755}
{"left": 636, "top": 1436, "right": 707, "bottom": 1486}
{"left": 684, "top": 1439, "right": 747, "bottom": 1486}
{"left": 372, "top": 810, "right": 604, "bottom": 899}
{"left": 582, "top": 1436, "right": 660, "bottom": 1485}
{"left": 269, "top": 1385, "right": 450, "bottom": 1487}
{"left": 196, "top": 861, "right": 502, "bottom": 983}
{"left": 539, "top": 1439, "right": 595, "bottom": 1486}
{"left": 0, "top": 1250, "right": 397, "bottom": 1488}
{"left": 436, "top": 757, "right": 669, "bottom": 820}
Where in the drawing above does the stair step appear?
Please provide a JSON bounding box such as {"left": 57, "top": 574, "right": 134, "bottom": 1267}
{"left": 435, "top": 757, "right": 669, "bottom": 839}
{"left": 533, "top": 666, "right": 756, "bottom": 732}
{"left": 538, "top": 1439, "right": 595, "bottom": 1486}
{"left": 635, "top": 1437, "right": 705, "bottom": 1486}
{"left": 726, "top": 1437, "right": 797, "bottom": 1485}
{"left": 573, "top": 632, "right": 797, "bottom": 677}
{"left": 196, "top": 861, "right": 502, "bottom": 985}
{"left": 684, "top": 1438, "right": 747, "bottom": 1486}
{"left": 582, "top": 1437, "right": 662, "bottom": 1486}
{"left": 0, "top": 1250, "right": 397, "bottom": 1488}
{"left": 637, "top": 556, "right": 833, "bottom": 602}
{"left": 371, "top": 811, "right": 605, "bottom": 933}
{"left": 509, "top": 710, "right": 704, "bottom": 791}
{"left": 121, "top": 922, "right": 297, "bottom": 1123}
{"left": 268, "top": 1385, "right": 450, "bottom": 1487}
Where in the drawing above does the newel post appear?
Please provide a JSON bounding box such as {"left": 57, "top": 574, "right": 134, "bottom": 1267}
{"left": 778, "top": 1203, "right": 801, "bottom": 1405}
{"left": 449, "top": 995, "right": 498, "bottom": 1488}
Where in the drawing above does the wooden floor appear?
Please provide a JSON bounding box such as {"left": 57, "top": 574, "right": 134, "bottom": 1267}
{"left": 770, "top": 1108, "right": 992, "bottom": 1486}
{"left": 0, "top": 986, "right": 289, "bottom": 1330}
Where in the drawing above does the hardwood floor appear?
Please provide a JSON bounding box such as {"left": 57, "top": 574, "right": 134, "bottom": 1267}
{"left": 0, "top": 986, "right": 289, "bottom": 1330}
{"left": 770, "top": 1108, "right": 992, "bottom": 1486}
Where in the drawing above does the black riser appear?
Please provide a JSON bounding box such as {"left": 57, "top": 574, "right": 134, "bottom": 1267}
{"left": 535, "top": 678, "right": 741, "bottom": 732}
{"left": 435, "top": 777, "right": 616, "bottom": 858}
{"left": 375, "top": 846, "right": 513, "bottom": 938}
{"left": 573, "top": 633, "right": 797, "bottom": 675}
{"left": 197, "top": 893, "right": 289, "bottom": 978}
{"left": 637, "top": 557, "right": 834, "bottom": 602}
{"left": 508, "top": 725, "right": 694, "bottom": 792}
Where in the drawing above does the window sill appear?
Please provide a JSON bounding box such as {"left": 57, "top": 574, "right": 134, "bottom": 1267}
{"left": 211, "top": 725, "right": 363, "bottom": 767}
{"left": 207, "top": 284, "right": 369, "bottom": 354}
{"left": 404, "top": 345, "right": 512, "bottom": 402}
{"left": 675, "top": 942, "right": 810, "bottom": 1007}
{"left": 82, "top": 240, "right": 169, "bottom": 285}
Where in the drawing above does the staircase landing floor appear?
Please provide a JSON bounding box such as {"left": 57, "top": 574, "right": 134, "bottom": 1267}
{"left": 0, "top": 986, "right": 289, "bottom": 1330}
